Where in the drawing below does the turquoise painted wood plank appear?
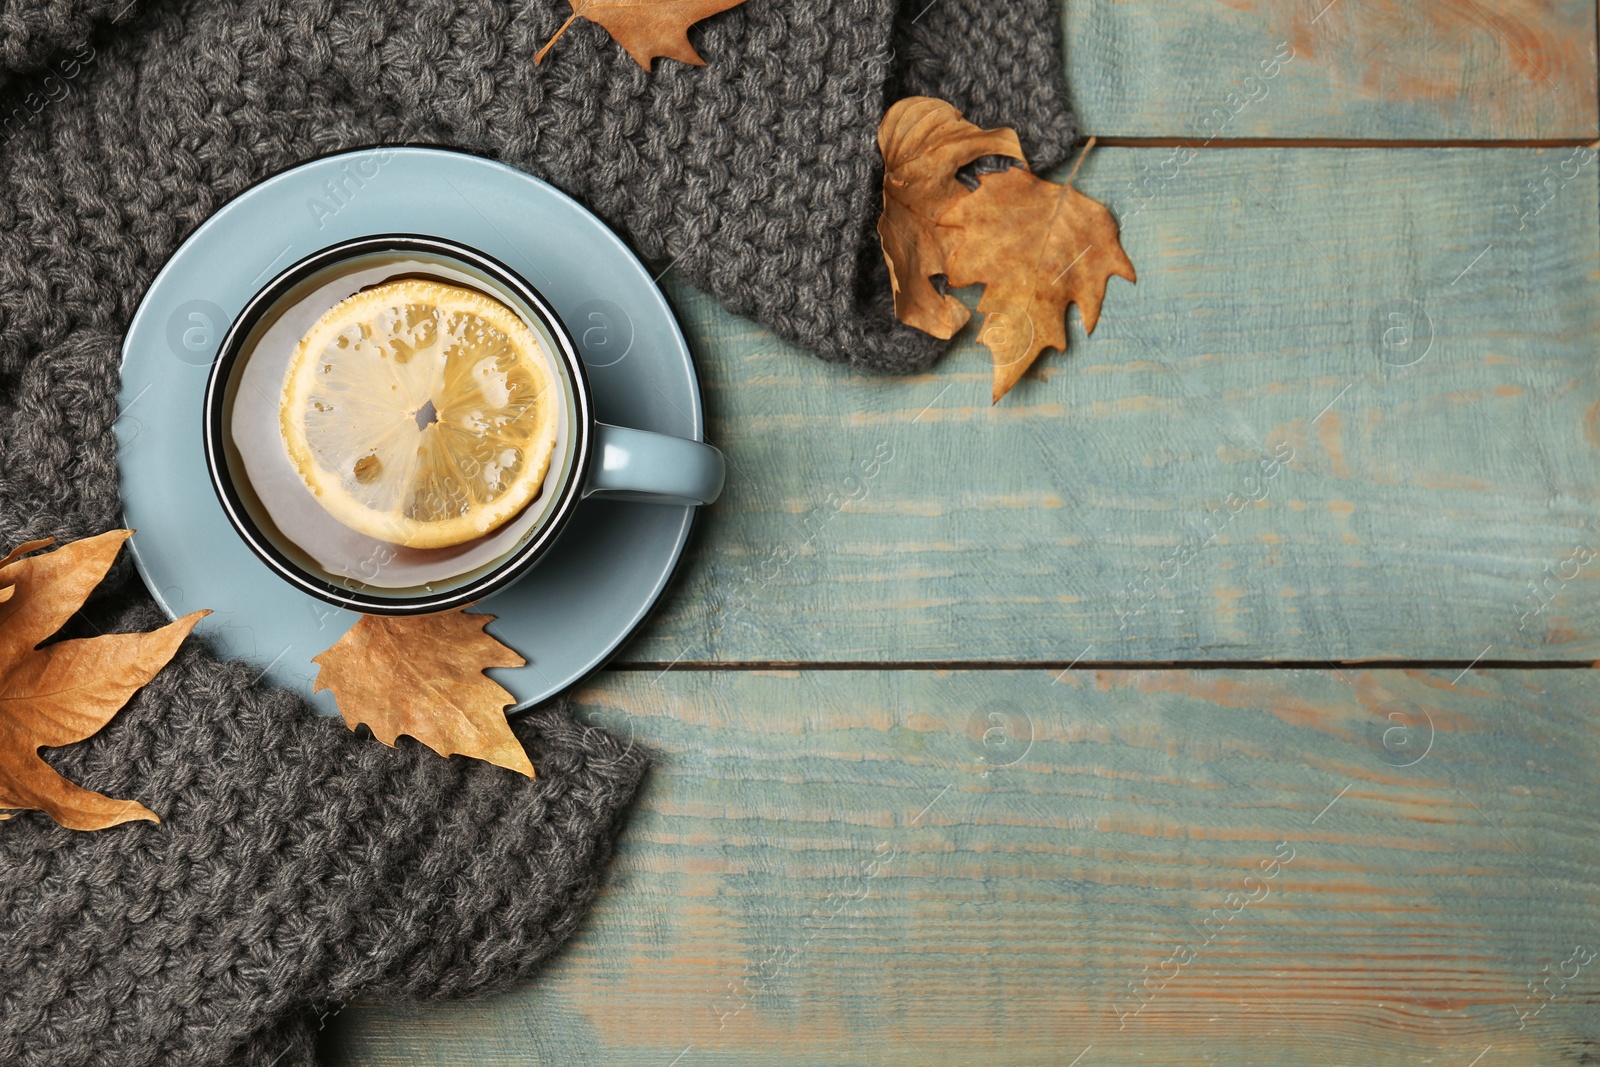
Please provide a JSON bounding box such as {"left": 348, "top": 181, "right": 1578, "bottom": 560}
{"left": 605, "top": 147, "right": 1600, "bottom": 665}
{"left": 1061, "top": 0, "right": 1600, "bottom": 140}
{"left": 325, "top": 668, "right": 1600, "bottom": 1066}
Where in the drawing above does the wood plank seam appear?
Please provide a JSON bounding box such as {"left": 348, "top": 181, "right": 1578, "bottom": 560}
{"left": 607, "top": 659, "right": 1600, "bottom": 671}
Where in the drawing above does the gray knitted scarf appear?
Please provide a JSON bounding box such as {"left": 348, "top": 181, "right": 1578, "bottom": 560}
{"left": 0, "top": 1, "right": 1074, "bottom": 1064}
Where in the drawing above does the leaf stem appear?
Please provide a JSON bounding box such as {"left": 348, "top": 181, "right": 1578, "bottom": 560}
{"left": 534, "top": 13, "right": 580, "bottom": 64}
{"left": 1066, "top": 136, "right": 1097, "bottom": 186}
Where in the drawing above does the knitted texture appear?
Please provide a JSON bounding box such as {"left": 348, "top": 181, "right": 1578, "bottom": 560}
{"left": 0, "top": 0, "right": 1077, "bottom": 399}
{"left": 0, "top": 603, "right": 647, "bottom": 1067}
{"left": 0, "top": 0, "right": 1072, "bottom": 1062}
{"left": 0, "top": 0, "right": 121, "bottom": 84}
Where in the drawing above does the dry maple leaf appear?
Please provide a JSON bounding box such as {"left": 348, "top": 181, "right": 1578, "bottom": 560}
{"left": 877, "top": 97, "right": 1026, "bottom": 339}
{"left": 312, "top": 609, "right": 534, "bottom": 777}
{"left": 0, "top": 530, "right": 208, "bottom": 831}
{"left": 942, "top": 157, "right": 1136, "bottom": 402}
{"left": 535, "top": 0, "right": 748, "bottom": 69}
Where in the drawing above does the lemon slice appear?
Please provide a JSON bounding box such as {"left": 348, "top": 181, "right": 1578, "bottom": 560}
{"left": 279, "top": 279, "right": 561, "bottom": 550}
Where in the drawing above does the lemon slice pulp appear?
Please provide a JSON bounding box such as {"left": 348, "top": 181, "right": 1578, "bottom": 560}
{"left": 279, "top": 278, "right": 561, "bottom": 550}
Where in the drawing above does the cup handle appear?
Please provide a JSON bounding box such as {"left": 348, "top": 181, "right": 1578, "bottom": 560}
{"left": 583, "top": 423, "right": 725, "bottom": 506}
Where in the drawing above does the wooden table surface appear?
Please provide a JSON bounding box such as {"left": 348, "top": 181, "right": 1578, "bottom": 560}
{"left": 326, "top": 2, "right": 1600, "bottom": 1064}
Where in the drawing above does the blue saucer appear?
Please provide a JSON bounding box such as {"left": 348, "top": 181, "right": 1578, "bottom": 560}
{"left": 117, "top": 147, "right": 703, "bottom": 713}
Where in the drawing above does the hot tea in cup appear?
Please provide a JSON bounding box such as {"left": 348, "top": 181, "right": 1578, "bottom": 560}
{"left": 205, "top": 235, "right": 724, "bottom": 615}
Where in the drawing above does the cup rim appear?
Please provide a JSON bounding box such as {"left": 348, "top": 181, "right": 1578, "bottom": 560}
{"left": 202, "top": 233, "right": 595, "bottom": 616}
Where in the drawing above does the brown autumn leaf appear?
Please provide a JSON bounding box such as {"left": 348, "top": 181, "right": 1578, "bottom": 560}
{"left": 535, "top": 0, "right": 748, "bottom": 69}
{"left": 312, "top": 609, "right": 534, "bottom": 777}
{"left": 876, "top": 97, "right": 1026, "bottom": 339}
{"left": 0, "top": 530, "right": 208, "bottom": 831}
{"left": 942, "top": 158, "right": 1136, "bottom": 402}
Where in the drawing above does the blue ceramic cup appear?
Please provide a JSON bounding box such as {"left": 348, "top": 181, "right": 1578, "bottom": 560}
{"left": 203, "top": 234, "right": 724, "bottom": 615}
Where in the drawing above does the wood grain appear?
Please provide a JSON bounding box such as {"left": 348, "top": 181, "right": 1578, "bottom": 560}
{"left": 1061, "top": 0, "right": 1600, "bottom": 140}
{"left": 599, "top": 147, "right": 1600, "bottom": 666}
{"left": 324, "top": 668, "right": 1600, "bottom": 1066}
{"left": 321, "top": 26, "right": 1600, "bottom": 1062}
